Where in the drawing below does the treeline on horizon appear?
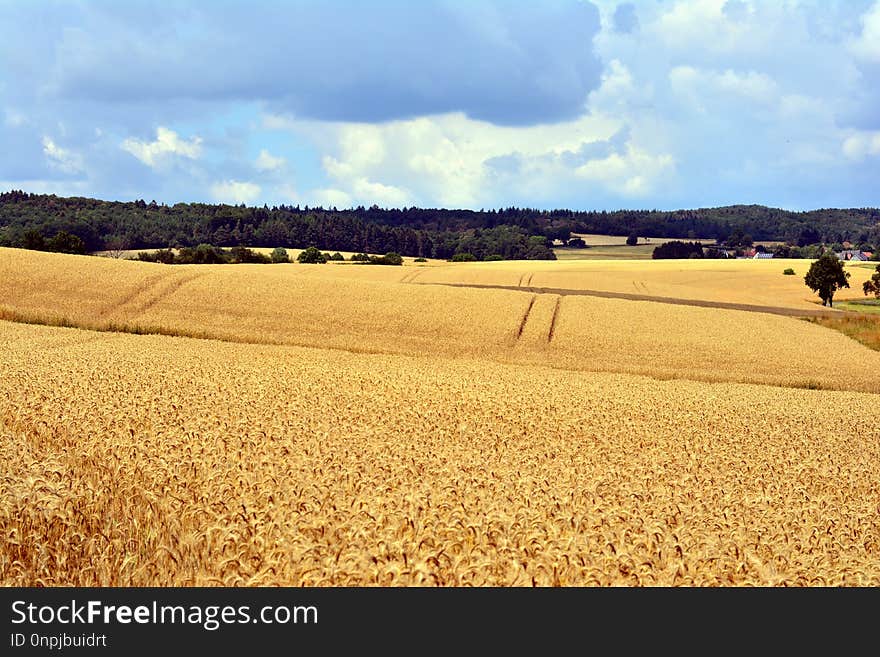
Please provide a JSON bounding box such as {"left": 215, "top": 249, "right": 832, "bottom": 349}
{"left": 1, "top": 189, "right": 879, "bottom": 260}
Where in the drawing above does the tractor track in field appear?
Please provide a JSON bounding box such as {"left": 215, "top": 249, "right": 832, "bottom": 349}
{"left": 400, "top": 270, "right": 424, "bottom": 284}
{"left": 547, "top": 297, "right": 562, "bottom": 342}
{"left": 515, "top": 295, "right": 537, "bottom": 341}
{"left": 100, "top": 272, "right": 207, "bottom": 320}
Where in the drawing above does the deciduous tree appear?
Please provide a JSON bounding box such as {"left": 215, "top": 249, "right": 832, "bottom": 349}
{"left": 804, "top": 253, "right": 850, "bottom": 307}
{"left": 863, "top": 263, "right": 880, "bottom": 298}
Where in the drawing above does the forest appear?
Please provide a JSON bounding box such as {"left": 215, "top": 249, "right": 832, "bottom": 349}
{"left": 1, "top": 190, "right": 879, "bottom": 260}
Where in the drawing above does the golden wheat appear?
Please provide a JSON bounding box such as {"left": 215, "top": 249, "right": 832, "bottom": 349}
{"left": 1, "top": 319, "right": 879, "bottom": 586}
{"left": 399, "top": 257, "right": 877, "bottom": 311}
{"left": 2, "top": 248, "right": 879, "bottom": 393}
{"left": 3, "top": 248, "right": 879, "bottom": 587}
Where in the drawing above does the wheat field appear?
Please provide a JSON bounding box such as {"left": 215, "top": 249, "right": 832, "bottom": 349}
{"left": 2, "top": 320, "right": 879, "bottom": 586}
{"left": 2, "top": 248, "right": 879, "bottom": 392}
{"left": 2, "top": 247, "right": 879, "bottom": 586}
{"left": 388, "top": 258, "right": 876, "bottom": 311}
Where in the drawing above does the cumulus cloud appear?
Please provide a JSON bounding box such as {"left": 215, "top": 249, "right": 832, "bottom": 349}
{"left": 210, "top": 180, "right": 261, "bottom": 205}
{"left": 2, "top": 1, "right": 880, "bottom": 210}
{"left": 255, "top": 149, "right": 285, "bottom": 172}
{"left": 121, "top": 127, "right": 202, "bottom": 168}
{"left": 311, "top": 188, "right": 352, "bottom": 210}
{"left": 588, "top": 59, "right": 650, "bottom": 114}
{"left": 668, "top": 66, "right": 778, "bottom": 113}
{"left": 279, "top": 108, "right": 671, "bottom": 208}
{"left": 653, "top": 0, "right": 759, "bottom": 54}
{"left": 574, "top": 145, "right": 675, "bottom": 197}
{"left": 349, "top": 178, "right": 410, "bottom": 208}
{"left": 842, "top": 131, "right": 880, "bottom": 159}
{"left": 582, "top": 0, "right": 880, "bottom": 208}
{"left": 42, "top": 137, "right": 83, "bottom": 174}
{"left": 851, "top": 2, "right": 880, "bottom": 62}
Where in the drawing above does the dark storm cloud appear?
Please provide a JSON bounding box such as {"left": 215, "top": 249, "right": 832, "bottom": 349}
{"left": 3, "top": 0, "right": 603, "bottom": 127}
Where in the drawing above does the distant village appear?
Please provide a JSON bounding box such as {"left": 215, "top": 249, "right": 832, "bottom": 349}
{"left": 703, "top": 244, "right": 874, "bottom": 260}
{"left": 554, "top": 235, "right": 876, "bottom": 261}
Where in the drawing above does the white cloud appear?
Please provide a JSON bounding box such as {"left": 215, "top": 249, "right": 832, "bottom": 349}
{"left": 574, "top": 146, "right": 675, "bottom": 197}
{"left": 669, "top": 66, "right": 777, "bottom": 112}
{"left": 588, "top": 59, "right": 642, "bottom": 112}
{"left": 851, "top": 2, "right": 880, "bottom": 62}
{"left": 311, "top": 188, "right": 352, "bottom": 209}
{"left": 121, "top": 126, "right": 202, "bottom": 168}
{"left": 322, "top": 124, "right": 386, "bottom": 180}
{"left": 714, "top": 69, "right": 777, "bottom": 102}
{"left": 42, "top": 136, "right": 83, "bottom": 173}
{"left": 263, "top": 106, "right": 679, "bottom": 208}
{"left": 210, "top": 180, "right": 261, "bottom": 204}
{"left": 350, "top": 178, "right": 410, "bottom": 208}
{"left": 255, "top": 148, "right": 286, "bottom": 171}
{"left": 842, "top": 131, "right": 880, "bottom": 160}
{"left": 652, "top": 0, "right": 767, "bottom": 56}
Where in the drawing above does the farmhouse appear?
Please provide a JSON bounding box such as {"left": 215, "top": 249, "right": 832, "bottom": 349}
{"left": 835, "top": 249, "right": 870, "bottom": 261}
{"left": 703, "top": 244, "right": 737, "bottom": 258}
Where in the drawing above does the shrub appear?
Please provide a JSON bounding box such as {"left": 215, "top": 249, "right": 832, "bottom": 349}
{"left": 230, "top": 246, "right": 271, "bottom": 263}
{"left": 652, "top": 241, "right": 704, "bottom": 259}
{"left": 450, "top": 252, "right": 477, "bottom": 262}
{"left": 137, "top": 248, "right": 175, "bottom": 264}
{"left": 270, "top": 247, "right": 290, "bottom": 263}
{"left": 177, "top": 244, "right": 225, "bottom": 264}
{"left": 413, "top": 257, "right": 428, "bottom": 262}
{"left": 297, "top": 246, "right": 328, "bottom": 264}
{"left": 379, "top": 252, "right": 403, "bottom": 266}
{"left": 350, "top": 253, "right": 371, "bottom": 262}
{"left": 366, "top": 252, "right": 403, "bottom": 266}
{"left": 45, "top": 231, "right": 86, "bottom": 255}
{"left": 483, "top": 254, "right": 503, "bottom": 261}
{"left": 329, "top": 252, "right": 345, "bottom": 261}
{"left": 783, "top": 268, "right": 796, "bottom": 275}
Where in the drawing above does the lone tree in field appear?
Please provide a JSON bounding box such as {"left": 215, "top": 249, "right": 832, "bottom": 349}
{"left": 626, "top": 232, "right": 639, "bottom": 246}
{"left": 863, "top": 263, "right": 880, "bottom": 298}
{"left": 804, "top": 253, "right": 850, "bottom": 307}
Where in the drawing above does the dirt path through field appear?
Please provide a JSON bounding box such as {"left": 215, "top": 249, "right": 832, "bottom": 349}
{"left": 416, "top": 282, "right": 862, "bottom": 319}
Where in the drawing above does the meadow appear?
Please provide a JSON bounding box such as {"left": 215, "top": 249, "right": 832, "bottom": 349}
{"left": 1, "top": 247, "right": 879, "bottom": 586}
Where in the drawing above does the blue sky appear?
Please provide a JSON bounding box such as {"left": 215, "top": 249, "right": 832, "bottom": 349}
{"left": 2, "top": 0, "right": 879, "bottom": 211}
